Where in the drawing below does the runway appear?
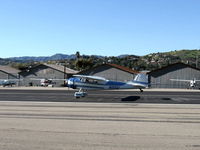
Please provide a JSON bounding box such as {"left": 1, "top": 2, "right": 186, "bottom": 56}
{"left": 0, "top": 88, "right": 200, "bottom": 150}
{"left": 0, "top": 101, "right": 200, "bottom": 150}
{"left": 0, "top": 88, "right": 200, "bottom": 103}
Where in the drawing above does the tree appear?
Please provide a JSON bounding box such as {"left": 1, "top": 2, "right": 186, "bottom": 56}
{"left": 76, "top": 51, "right": 81, "bottom": 59}
{"left": 75, "top": 58, "right": 94, "bottom": 71}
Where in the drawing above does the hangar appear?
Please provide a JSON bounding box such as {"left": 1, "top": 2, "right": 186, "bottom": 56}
{"left": 148, "top": 62, "right": 200, "bottom": 89}
{"left": 78, "top": 63, "right": 139, "bottom": 82}
{"left": 20, "top": 64, "right": 78, "bottom": 87}
{"left": 0, "top": 65, "right": 20, "bottom": 79}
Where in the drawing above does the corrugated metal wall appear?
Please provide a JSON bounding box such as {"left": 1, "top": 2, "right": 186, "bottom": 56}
{"left": 80, "top": 65, "right": 136, "bottom": 82}
{"left": 149, "top": 64, "right": 200, "bottom": 89}
{"left": 0, "top": 71, "right": 20, "bottom": 86}
{"left": 20, "top": 65, "right": 66, "bottom": 87}
{"left": 0, "top": 71, "right": 10, "bottom": 79}
{"left": 0, "top": 70, "right": 18, "bottom": 79}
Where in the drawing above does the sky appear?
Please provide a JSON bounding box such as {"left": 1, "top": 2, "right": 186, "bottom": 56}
{"left": 0, "top": 0, "right": 200, "bottom": 58}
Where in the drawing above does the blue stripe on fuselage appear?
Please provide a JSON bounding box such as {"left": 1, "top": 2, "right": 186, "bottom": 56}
{"left": 105, "top": 81, "right": 126, "bottom": 86}
{"left": 75, "top": 85, "right": 105, "bottom": 89}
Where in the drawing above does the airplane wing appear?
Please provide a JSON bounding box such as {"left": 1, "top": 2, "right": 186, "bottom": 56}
{"left": 30, "top": 78, "right": 42, "bottom": 80}
{"left": 170, "top": 79, "right": 191, "bottom": 82}
{"left": 0, "top": 79, "right": 22, "bottom": 81}
{"left": 73, "top": 75, "right": 107, "bottom": 81}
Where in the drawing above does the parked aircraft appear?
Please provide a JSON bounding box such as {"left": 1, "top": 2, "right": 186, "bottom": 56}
{"left": 31, "top": 78, "right": 67, "bottom": 87}
{"left": 67, "top": 74, "right": 149, "bottom": 98}
{"left": 0, "top": 79, "right": 20, "bottom": 87}
{"left": 170, "top": 78, "right": 200, "bottom": 88}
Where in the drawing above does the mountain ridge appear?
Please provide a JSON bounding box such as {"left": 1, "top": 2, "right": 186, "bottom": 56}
{"left": 1, "top": 49, "right": 200, "bottom": 71}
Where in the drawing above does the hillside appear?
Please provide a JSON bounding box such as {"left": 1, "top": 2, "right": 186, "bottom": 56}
{"left": 8, "top": 54, "right": 76, "bottom": 62}
{"left": 140, "top": 49, "right": 200, "bottom": 70}
{"left": 1, "top": 49, "right": 200, "bottom": 71}
{"left": 0, "top": 58, "right": 11, "bottom": 65}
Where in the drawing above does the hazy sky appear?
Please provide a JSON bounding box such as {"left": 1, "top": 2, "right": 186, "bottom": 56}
{"left": 0, "top": 0, "right": 200, "bottom": 58}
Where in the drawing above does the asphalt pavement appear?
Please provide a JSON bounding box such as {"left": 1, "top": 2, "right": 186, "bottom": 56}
{"left": 0, "top": 101, "right": 200, "bottom": 150}
{"left": 1, "top": 88, "right": 200, "bottom": 150}
{"left": 0, "top": 88, "right": 200, "bottom": 104}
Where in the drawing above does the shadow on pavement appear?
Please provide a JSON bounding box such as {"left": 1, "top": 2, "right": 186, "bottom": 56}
{"left": 161, "top": 97, "right": 172, "bottom": 100}
{"left": 121, "top": 96, "right": 140, "bottom": 102}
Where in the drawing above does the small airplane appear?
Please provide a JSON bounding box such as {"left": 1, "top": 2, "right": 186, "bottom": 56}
{"left": 170, "top": 78, "right": 200, "bottom": 88}
{"left": 67, "top": 74, "right": 149, "bottom": 98}
{"left": 30, "top": 78, "right": 67, "bottom": 87}
{"left": 0, "top": 79, "right": 21, "bottom": 87}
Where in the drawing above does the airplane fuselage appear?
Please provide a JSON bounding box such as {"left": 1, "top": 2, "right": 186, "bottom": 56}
{"left": 67, "top": 77, "right": 148, "bottom": 90}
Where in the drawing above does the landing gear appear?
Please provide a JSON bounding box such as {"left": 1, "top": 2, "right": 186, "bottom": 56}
{"left": 140, "top": 88, "right": 143, "bottom": 92}
{"left": 74, "top": 88, "right": 88, "bottom": 98}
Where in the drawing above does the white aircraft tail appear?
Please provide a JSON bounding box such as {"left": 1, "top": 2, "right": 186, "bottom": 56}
{"left": 133, "top": 74, "right": 149, "bottom": 84}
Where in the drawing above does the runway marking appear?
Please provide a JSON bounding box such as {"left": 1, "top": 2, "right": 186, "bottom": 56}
{"left": 0, "top": 114, "right": 200, "bottom": 124}
{"left": 1, "top": 128, "right": 200, "bottom": 139}
{"left": 1, "top": 108, "right": 200, "bottom": 115}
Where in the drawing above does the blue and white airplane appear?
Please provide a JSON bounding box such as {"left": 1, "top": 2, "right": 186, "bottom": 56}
{"left": 67, "top": 74, "right": 149, "bottom": 98}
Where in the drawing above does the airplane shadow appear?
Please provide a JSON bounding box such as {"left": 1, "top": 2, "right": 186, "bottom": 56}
{"left": 121, "top": 96, "right": 141, "bottom": 102}
{"left": 161, "top": 97, "right": 172, "bottom": 100}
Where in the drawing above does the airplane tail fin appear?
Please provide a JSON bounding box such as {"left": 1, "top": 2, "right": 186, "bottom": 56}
{"left": 133, "top": 74, "right": 149, "bottom": 88}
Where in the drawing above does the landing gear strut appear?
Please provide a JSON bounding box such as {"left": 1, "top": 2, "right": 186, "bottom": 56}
{"left": 74, "top": 88, "right": 88, "bottom": 98}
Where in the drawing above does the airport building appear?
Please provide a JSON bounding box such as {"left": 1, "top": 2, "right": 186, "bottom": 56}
{"left": 2, "top": 62, "right": 199, "bottom": 89}
{"left": 148, "top": 62, "right": 200, "bottom": 89}
{"left": 19, "top": 64, "right": 78, "bottom": 87}
{"left": 0, "top": 65, "right": 20, "bottom": 79}
{"left": 78, "top": 63, "right": 140, "bottom": 82}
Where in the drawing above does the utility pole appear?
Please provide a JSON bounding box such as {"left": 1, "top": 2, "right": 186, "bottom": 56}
{"left": 64, "top": 62, "right": 66, "bottom": 86}
{"left": 196, "top": 55, "right": 198, "bottom": 68}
